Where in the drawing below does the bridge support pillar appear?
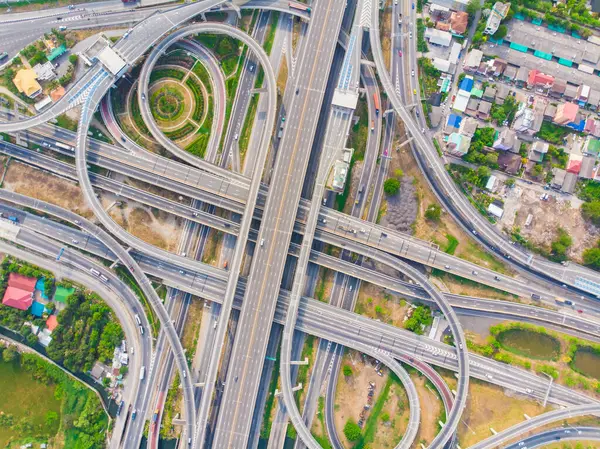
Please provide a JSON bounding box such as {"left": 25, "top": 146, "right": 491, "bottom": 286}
{"left": 105, "top": 201, "right": 118, "bottom": 213}
{"left": 194, "top": 382, "right": 205, "bottom": 387}
{"left": 360, "top": 59, "right": 376, "bottom": 67}
{"left": 397, "top": 137, "right": 414, "bottom": 151}
{"left": 109, "top": 259, "right": 119, "bottom": 269}
{"left": 275, "top": 383, "right": 302, "bottom": 397}
{"left": 172, "top": 418, "right": 186, "bottom": 426}
{"left": 290, "top": 357, "right": 309, "bottom": 366}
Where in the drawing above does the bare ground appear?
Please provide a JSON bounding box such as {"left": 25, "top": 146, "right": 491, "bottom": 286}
{"left": 355, "top": 281, "right": 410, "bottom": 327}
{"left": 277, "top": 55, "right": 289, "bottom": 95}
{"left": 380, "top": 176, "right": 419, "bottom": 234}
{"left": 334, "top": 351, "right": 389, "bottom": 448}
{"left": 3, "top": 161, "right": 92, "bottom": 218}
{"left": 410, "top": 373, "right": 443, "bottom": 448}
{"left": 510, "top": 188, "right": 600, "bottom": 262}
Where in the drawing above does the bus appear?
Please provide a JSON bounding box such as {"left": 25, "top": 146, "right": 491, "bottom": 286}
{"left": 373, "top": 93, "right": 380, "bottom": 115}
{"left": 289, "top": 2, "right": 311, "bottom": 13}
{"left": 55, "top": 142, "right": 73, "bottom": 152}
{"left": 140, "top": 366, "right": 145, "bottom": 381}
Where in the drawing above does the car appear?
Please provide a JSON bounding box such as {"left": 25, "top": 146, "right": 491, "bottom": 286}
{"left": 472, "top": 270, "right": 478, "bottom": 275}
{"left": 233, "top": 133, "right": 239, "bottom": 140}
{"left": 564, "top": 430, "right": 571, "bottom": 434}
{"left": 411, "top": 70, "right": 415, "bottom": 76}
{"left": 121, "top": 136, "right": 127, "bottom": 143}
{"left": 444, "top": 265, "right": 451, "bottom": 269}
{"left": 349, "top": 285, "right": 353, "bottom": 292}
{"left": 472, "top": 229, "right": 477, "bottom": 235}
{"left": 458, "top": 343, "right": 463, "bottom": 349}
{"left": 181, "top": 252, "right": 186, "bottom": 257}
{"left": 525, "top": 388, "right": 533, "bottom": 394}
{"left": 260, "top": 238, "right": 265, "bottom": 247}
{"left": 249, "top": 63, "right": 255, "bottom": 72}
{"left": 412, "top": 2, "right": 415, "bottom": 8}
{"left": 413, "top": 88, "right": 417, "bottom": 95}
{"left": 398, "top": 50, "right": 403, "bottom": 57}
{"left": 494, "top": 276, "right": 500, "bottom": 281}
{"left": 179, "top": 270, "right": 185, "bottom": 274}
{"left": 0, "top": 52, "right": 8, "bottom": 61}
{"left": 421, "top": 127, "right": 425, "bottom": 133}
{"left": 58, "top": 26, "right": 67, "bottom": 31}
{"left": 295, "top": 88, "right": 299, "bottom": 95}
{"left": 415, "top": 110, "right": 420, "bottom": 117}
{"left": 577, "top": 309, "right": 583, "bottom": 313}
{"left": 409, "top": 31, "right": 413, "bottom": 38}
{"left": 141, "top": 93, "right": 146, "bottom": 101}
{"left": 72, "top": 239, "right": 79, "bottom": 244}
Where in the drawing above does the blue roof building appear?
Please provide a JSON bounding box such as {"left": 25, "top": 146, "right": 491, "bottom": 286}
{"left": 30, "top": 301, "right": 47, "bottom": 318}
{"left": 447, "top": 113, "right": 462, "bottom": 128}
{"left": 35, "top": 277, "right": 49, "bottom": 300}
{"left": 459, "top": 77, "right": 474, "bottom": 92}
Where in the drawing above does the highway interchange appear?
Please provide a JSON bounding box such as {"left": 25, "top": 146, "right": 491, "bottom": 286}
{"left": 0, "top": 0, "right": 600, "bottom": 448}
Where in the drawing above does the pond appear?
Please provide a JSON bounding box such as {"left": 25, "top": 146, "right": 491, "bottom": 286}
{"left": 0, "top": 358, "right": 61, "bottom": 446}
{"left": 572, "top": 347, "right": 600, "bottom": 380}
{"left": 496, "top": 328, "right": 561, "bottom": 360}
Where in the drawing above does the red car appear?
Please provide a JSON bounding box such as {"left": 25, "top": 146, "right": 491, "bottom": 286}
{"left": 398, "top": 50, "right": 403, "bottom": 57}
{"left": 577, "top": 309, "right": 583, "bottom": 313}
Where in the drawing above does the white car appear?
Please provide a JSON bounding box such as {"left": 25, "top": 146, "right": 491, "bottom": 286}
{"left": 411, "top": 70, "right": 415, "bottom": 76}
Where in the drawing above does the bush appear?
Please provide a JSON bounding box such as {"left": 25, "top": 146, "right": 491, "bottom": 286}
{"left": 550, "top": 228, "right": 572, "bottom": 262}
{"left": 425, "top": 203, "right": 441, "bottom": 221}
{"left": 404, "top": 305, "right": 433, "bottom": 334}
{"left": 383, "top": 178, "right": 400, "bottom": 196}
{"left": 68, "top": 54, "right": 78, "bottom": 64}
{"left": 343, "top": 419, "right": 362, "bottom": 441}
{"left": 582, "top": 201, "right": 600, "bottom": 225}
{"left": 342, "top": 365, "right": 353, "bottom": 377}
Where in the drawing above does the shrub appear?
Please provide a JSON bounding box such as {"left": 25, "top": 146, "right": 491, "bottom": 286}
{"left": 342, "top": 365, "right": 353, "bottom": 377}
{"left": 343, "top": 419, "right": 362, "bottom": 441}
{"left": 383, "top": 178, "right": 400, "bottom": 196}
{"left": 425, "top": 203, "right": 441, "bottom": 221}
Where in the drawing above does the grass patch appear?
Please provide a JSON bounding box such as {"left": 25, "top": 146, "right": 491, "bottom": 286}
{"left": 238, "top": 92, "right": 259, "bottom": 165}
{"left": 191, "top": 62, "right": 212, "bottom": 94}
{"left": 260, "top": 347, "right": 281, "bottom": 439}
{"left": 294, "top": 335, "right": 315, "bottom": 407}
{"left": 185, "top": 76, "right": 205, "bottom": 122}
{"left": 347, "top": 97, "right": 369, "bottom": 162}
{"left": 164, "top": 122, "right": 195, "bottom": 141}
{"left": 149, "top": 68, "right": 185, "bottom": 83}
{"left": 263, "top": 12, "right": 280, "bottom": 56}
{"left": 186, "top": 133, "right": 209, "bottom": 159}
{"left": 55, "top": 114, "right": 77, "bottom": 132}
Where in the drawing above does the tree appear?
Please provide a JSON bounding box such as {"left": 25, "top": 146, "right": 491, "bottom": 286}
{"left": 425, "top": 203, "right": 441, "bottom": 222}
{"left": 343, "top": 419, "right": 362, "bottom": 442}
{"left": 505, "top": 178, "right": 515, "bottom": 188}
{"left": 466, "top": 0, "right": 481, "bottom": 18}
{"left": 493, "top": 25, "right": 508, "bottom": 40}
{"left": 342, "top": 365, "right": 353, "bottom": 377}
{"left": 119, "top": 365, "right": 129, "bottom": 376}
{"left": 394, "top": 169, "right": 404, "bottom": 178}
{"left": 383, "top": 178, "right": 401, "bottom": 196}
{"left": 550, "top": 228, "right": 572, "bottom": 262}
{"left": 2, "top": 345, "right": 18, "bottom": 363}
{"left": 532, "top": 164, "right": 544, "bottom": 178}
{"left": 582, "top": 201, "right": 600, "bottom": 225}
{"left": 381, "top": 412, "right": 390, "bottom": 422}
{"left": 477, "top": 165, "right": 491, "bottom": 181}
{"left": 46, "top": 302, "right": 56, "bottom": 314}
{"left": 484, "top": 152, "right": 498, "bottom": 168}
{"left": 583, "top": 246, "right": 600, "bottom": 270}
{"left": 69, "top": 54, "right": 78, "bottom": 64}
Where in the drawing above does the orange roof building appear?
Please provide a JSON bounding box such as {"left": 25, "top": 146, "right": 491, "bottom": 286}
{"left": 450, "top": 11, "right": 469, "bottom": 34}
{"left": 13, "top": 69, "right": 42, "bottom": 98}
{"left": 50, "top": 86, "right": 65, "bottom": 102}
{"left": 46, "top": 315, "right": 58, "bottom": 332}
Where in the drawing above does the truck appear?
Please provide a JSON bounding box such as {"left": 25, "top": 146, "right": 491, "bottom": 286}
{"left": 7, "top": 216, "right": 18, "bottom": 223}
{"left": 117, "top": 400, "right": 125, "bottom": 416}
{"left": 90, "top": 268, "right": 100, "bottom": 276}
{"left": 289, "top": 1, "right": 311, "bottom": 13}
{"left": 55, "top": 142, "right": 73, "bottom": 152}
{"left": 555, "top": 297, "right": 573, "bottom": 306}
{"left": 0, "top": 52, "right": 8, "bottom": 61}
{"left": 373, "top": 93, "right": 380, "bottom": 115}
{"left": 140, "top": 366, "right": 145, "bottom": 381}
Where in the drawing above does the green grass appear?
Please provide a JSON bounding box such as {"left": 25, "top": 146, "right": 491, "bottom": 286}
{"left": 191, "top": 62, "right": 212, "bottom": 94}
{"left": 130, "top": 89, "right": 151, "bottom": 137}
{"left": 150, "top": 85, "right": 186, "bottom": 122}
{"left": 347, "top": 97, "right": 369, "bottom": 161}
{"left": 186, "top": 133, "right": 208, "bottom": 159}
{"left": 164, "top": 122, "right": 195, "bottom": 140}
{"left": 260, "top": 347, "right": 281, "bottom": 439}
{"left": 353, "top": 373, "right": 396, "bottom": 448}
{"left": 55, "top": 114, "right": 77, "bottom": 132}
{"left": 263, "top": 12, "right": 280, "bottom": 56}
{"left": 149, "top": 68, "right": 185, "bottom": 83}
{"left": 185, "top": 76, "right": 205, "bottom": 122}
{"left": 294, "top": 335, "right": 315, "bottom": 407}
{"left": 238, "top": 92, "right": 259, "bottom": 165}
{"left": 444, "top": 234, "right": 459, "bottom": 255}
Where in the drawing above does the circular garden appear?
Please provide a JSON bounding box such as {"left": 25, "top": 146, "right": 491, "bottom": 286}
{"left": 152, "top": 85, "right": 186, "bottom": 122}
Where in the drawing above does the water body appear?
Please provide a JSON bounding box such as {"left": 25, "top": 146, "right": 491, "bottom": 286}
{"left": 572, "top": 348, "right": 600, "bottom": 380}
{"left": 497, "top": 328, "right": 560, "bottom": 360}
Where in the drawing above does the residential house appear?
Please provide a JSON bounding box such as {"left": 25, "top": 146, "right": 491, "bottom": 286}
{"left": 465, "top": 98, "right": 480, "bottom": 116}
{"left": 584, "top": 118, "right": 597, "bottom": 135}
{"left": 551, "top": 167, "right": 567, "bottom": 189}
{"left": 50, "top": 86, "right": 65, "bottom": 102}
{"left": 587, "top": 90, "right": 600, "bottom": 111}
{"left": 563, "top": 84, "right": 578, "bottom": 101}
{"left": 453, "top": 89, "right": 471, "bottom": 113}
{"left": 445, "top": 113, "right": 462, "bottom": 134}
{"left": 476, "top": 62, "right": 489, "bottom": 76}
{"left": 486, "top": 175, "right": 498, "bottom": 192}
{"left": 491, "top": 59, "right": 507, "bottom": 77}
{"left": 477, "top": 100, "right": 492, "bottom": 119}
{"left": 493, "top": 128, "right": 518, "bottom": 151}
{"left": 463, "top": 49, "right": 483, "bottom": 72}
{"left": 488, "top": 201, "right": 504, "bottom": 218}
{"left": 579, "top": 156, "right": 596, "bottom": 179}
{"left": 515, "top": 66, "right": 529, "bottom": 88}
{"left": 12, "top": 69, "right": 42, "bottom": 98}
{"left": 549, "top": 79, "right": 567, "bottom": 99}
{"left": 33, "top": 62, "right": 55, "bottom": 81}
{"left": 554, "top": 103, "right": 579, "bottom": 125}
{"left": 567, "top": 154, "right": 583, "bottom": 174}
{"left": 2, "top": 273, "right": 36, "bottom": 311}
{"left": 527, "top": 70, "right": 554, "bottom": 94}
{"left": 543, "top": 104, "right": 557, "bottom": 121}
{"left": 430, "top": 3, "right": 452, "bottom": 21}
{"left": 425, "top": 28, "right": 453, "bottom": 46}
{"left": 528, "top": 141, "right": 549, "bottom": 162}
{"left": 430, "top": 106, "right": 443, "bottom": 127}
{"left": 483, "top": 86, "right": 497, "bottom": 102}
{"left": 471, "top": 87, "right": 484, "bottom": 99}
{"left": 53, "top": 286, "right": 75, "bottom": 304}
{"left": 436, "top": 21, "right": 451, "bottom": 31}
{"left": 484, "top": 2, "right": 510, "bottom": 35}
{"left": 430, "top": 0, "right": 471, "bottom": 11}
{"left": 448, "top": 43, "right": 462, "bottom": 65}
{"left": 495, "top": 84, "right": 509, "bottom": 104}
{"left": 562, "top": 172, "right": 578, "bottom": 194}
{"left": 446, "top": 132, "right": 472, "bottom": 156}
{"left": 576, "top": 85, "right": 591, "bottom": 107}
{"left": 513, "top": 106, "right": 535, "bottom": 134}
{"left": 497, "top": 151, "right": 522, "bottom": 175}
{"left": 503, "top": 65, "right": 517, "bottom": 82}
{"left": 450, "top": 11, "right": 469, "bottom": 34}
{"left": 432, "top": 57, "right": 452, "bottom": 73}
{"left": 459, "top": 77, "right": 474, "bottom": 92}
{"left": 46, "top": 315, "right": 58, "bottom": 332}
{"left": 459, "top": 117, "right": 479, "bottom": 137}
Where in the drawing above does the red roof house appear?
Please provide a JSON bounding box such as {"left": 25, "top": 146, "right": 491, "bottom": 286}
{"left": 554, "top": 103, "right": 579, "bottom": 125}
{"left": 567, "top": 156, "right": 583, "bottom": 174}
{"left": 2, "top": 273, "right": 36, "bottom": 310}
{"left": 527, "top": 70, "right": 554, "bottom": 90}
{"left": 46, "top": 315, "right": 58, "bottom": 332}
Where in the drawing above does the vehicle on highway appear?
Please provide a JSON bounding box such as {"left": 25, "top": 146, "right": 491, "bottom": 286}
{"left": 373, "top": 93, "right": 380, "bottom": 115}
{"left": 371, "top": 120, "right": 374, "bottom": 131}
{"left": 260, "top": 238, "right": 265, "bottom": 247}
{"left": 117, "top": 400, "right": 124, "bottom": 416}
{"left": 421, "top": 127, "right": 426, "bottom": 133}
{"left": 121, "top": 136, "right": 127, "bottom": 143}
{"left": 249, "top": 63, "right": 255, "bottom": 72}
{"left": 132, "top": 409, "right": 137, "bottom": 420}
{"left": 409, "top": 31, "right": 413, "bottom": 38}
{"left": 411, "top": 70, "right": 415, "bottom": 76}
{"left": 398, "top": 50, "right": 402, "bottom": 57}
{"left": 531, "top": 293, "right": 541, "bottom": 300}
{"left": 90, "top": 268, "right": 100, "bottom": 276}
{"left": 141, "top": 93, "right": 146, "bottom": 101}
{"left": 296, "top": 88, "right": 299, "bottom": 95}
{"left": 412, "top": 2, "right": 415, "bottom": 8}
{"left": 289, "top": 1, "right": 311, "bottom": 13}
{"left": 413, "top": 88, "right": 417, "bottom": 95}
{"left": 179, "top": 270, "right": 185, "bottom": 274}
{"left": 0, "top": 52, "right": 8, "bottom": 61}
{"left": 140, "top": 366, "right": 145, "bottom": 381}
{"left": 99, "top": 274, "right": 109, "bottom": 282}
{"left": 398, "top": 13, "right": 402, "bottom": 24}
{"left": 7, "top": 216, "right": 18, "bottom": 223}
{"left": 223, "top": 261, "right": 228, "bottom": 269}
{"left": 58, "top": 26, "right": 67, "bottom": 31}
{"left": 444, "top": 265, "right": 450, "bottom": 270}
{"left": 139, "top": 325, "right": 144, "bottom": 335}
{"left": 472, "top": 270, "right": 478, "bottom": 276}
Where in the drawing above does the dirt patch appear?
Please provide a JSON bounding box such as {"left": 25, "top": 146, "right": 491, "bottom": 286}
{"left": 3, "top": 161, "right": 92, "bottom": 217}
{"left": 201, "top": 229, "right": 224, "bottom": 266}
{"left": 106, "top": 199, "right": 182, "bottom": 252}
{"left": 509, "top": 188, "right": 600, "bottom": 262}
{"left": 292, "top": 17, "right": 304, "bottom": 53}
{"left": 372, "top": 377, "right": 410, "bottom": 449}
{"left": 182, "top": 297, "right": 204, "bottom": 358}
{"left": 334, "top": 351, "right": 389, "bottom": 447}
{"left": 355, "top": 281, "right": 411, "bottom": 327}
{"left": 410, "top": 373, "right": 443, "bottom": 447}
{"left": 380, "top": 0, "right": 393, "bottom": 72}
{"left": 381, "top": 176, "right": 418, "bottom": 234}
{"left": 315, "top": 266, "right": 336, "bottom": 302}
{"left": 277, "top": 55, "right": 289, "bottom": 94}
{"left": 433, "top": 272, "right": 518, "bottom": 301}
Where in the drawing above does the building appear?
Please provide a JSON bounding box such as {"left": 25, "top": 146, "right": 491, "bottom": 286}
{"left": 593, "top": 0, "right": 600, "bottom": 13}
{"left": 554, "top": 103, "right": 579, "bottom": 125}
{"left": 465, "top": 98, "right": 480, "bottom": 116}
{"left": 2, "top": 273, "right": 36, "bottom": 311}
{"left": 493, "top": 128, "right": 518, "bottom": 151}
{"left": 459, "top": 77, "right": 474, "bottom": 92}
{"left": 561, "top": 172, "right": 578, "bottom": 194}
{"left": 576, "top": 85, "right": 591, "bottom": 106}
{"left": 425, "top": 28, "right": 453, "bottom": 47}
{"left": 488, "top": 201, "right": 504, "bottom": 218}
{"left": 583, "top": 137, "right": 600, "bottom": 156}
{"left": 528, "top": 141, "right": 549, "bottom": 162}
{"left": 477, "top": 100, "right": 492, "bottom": 119}
{"left": 13, "top": 69, "right": 42, "bottom": 98}
{"left": 527, "top": 70, "right": 554, "bottom": 93}
{"left": 485, "top": 174, "right": 498, "bottom": 192}
{"left": 453, "top": 89, "right": 471, "bottom": 112}
{"left": 448, "top": 42, "right": 462, "bottom": 65}
{"left": 450, "top": 11, "right": 469, "bottom": 34}
{"left": 495, "top": 84, "right": 509, "bottom": 104}
{"left": 33, "top": 61, "right": 55, "bottom": 81}
{"left": 445, "top": 113, "right": 462, "bottom": 134}
{"left": 584, "top": 118, "right": 597, "bottom": 135}
{"left": 437, "top": 21, "right": 451, "bottom": 31}
{"left": 50, "top": 86, "right": 65, "bottom": 102}
{"left": 497, "top": 151, "right": 522, "bottom": 175}
{"left": 53, "top": 286, "right": 75, "bottom": 304}
{"left": 47, "top": 44, "right": 66, "bottom": 62}
{"left": 432, "top": 57, "right": 452, "bottom": 73}
{"left": 46, "top": 315, "right": 58, "bottom": 332}
{"left": 484, "top": 2, "right": 510, "bottom": 35}
{"left": 430, "top": 0, "right": 470, "bottom": 11}
{"left": 563, "top": 84, "right": 578, "bottom": 101}
{"left": 513, "top": 105, "right": 535, "bottom": 134}
{"left": 483, "top": 86, "right": 497, "bottom": 101}
{"left": 463, "top": 49, "right": 483, "bottom": 72}
{"left": 83, "top": 35, "right": 127, "bottom": 76}
{"left": 491, "top": 58, "right": 507, "bottom": 77}
{"left": 503, "top": 65, "right": 517, "bottom": 82}
{"left": 551, "top": 167, "right": 567, "bottom": 189}
{"left": 459, "top": 117, "right": 479, "bottom": 137}
{"left": 567, "top": 154, "right": 583, "bottom": 174}
{"left": 515, "top": 66, "right": 529, "bottom": 88}
{"left": 446, "top": 132, "right": 471, "bottom": 156}
{"left": 588, "top": 90, "right": 600, "bottom": 111}
{"left": 544, "top": 104, "right": 557, "bottom": 121}
{"left": 579, "top": 156, "right": 596, "bottom": 179}
{"left": 34, "top": 96, "right": 52, "bottom": 112}
{"left": 549, "top": 80, "right": 567, "bottom": 99}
